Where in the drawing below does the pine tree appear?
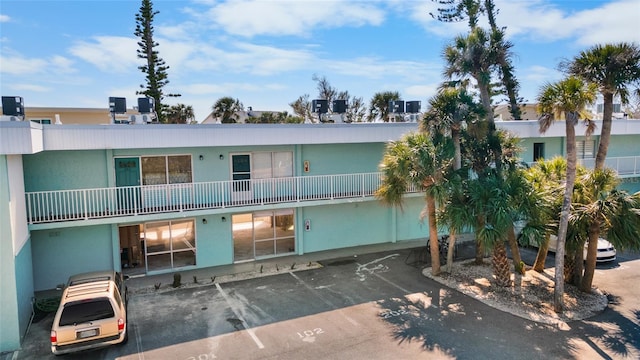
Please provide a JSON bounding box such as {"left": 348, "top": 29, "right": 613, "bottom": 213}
{"left": 135, "top": 0, "right": 180, "bottom": 123}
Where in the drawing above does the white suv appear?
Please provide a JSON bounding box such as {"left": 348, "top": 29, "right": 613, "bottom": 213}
{"left": 50, "top": 270, "right": 128, "bottom": 355}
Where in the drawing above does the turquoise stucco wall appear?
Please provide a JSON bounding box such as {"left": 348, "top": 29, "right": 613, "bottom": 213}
{"left": 299, "top": 201, "right": 391, "bottom": 253}
{"left": 394, "top": 196, "right": 429, "bottom": 242}
{"left": 599, "top": 134, "right": 638, "bottom": 157}
{"left": 298, "top": 196, "right": 425, "bottom": 254}
{"left": 0, "top": 154, "right": 20, "bottom": 352}
{"left": 15, "top": 239, "right": 34, "bottom": 344}
{"left": 31, "top": 225, "right": 113, "bottom": 290}
{"left": 195, "top": 215, "right": 234, "bottom": 267}
{"left": 23, "top": 150, "right": 109, "bottom": 191}
{"left": 300, "top": 143, "right": 386, "bottom": 175}
{"left": 519, "top": 133, "right": 638, "bottom": 164}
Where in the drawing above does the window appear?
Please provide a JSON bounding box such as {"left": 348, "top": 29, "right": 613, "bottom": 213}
{"left": 596, "top": 103, "right": 622, "bottom": 113}
{"left": 576, "top": 140, "right": 595, "bottom": 159}
{"left": 59, "top": 299, "right": 114, "bottom": 326}
{"left": 30, "top": 119, "right": 51, "bottom": 124}
{"left": 252, "top": 151, "right": 293, "bottom": 179}
{"left": 142, "top": 155, "right": 192, "bottom": 185}
{"left": 143, "top": 219, "right": 196, "bottom": 271}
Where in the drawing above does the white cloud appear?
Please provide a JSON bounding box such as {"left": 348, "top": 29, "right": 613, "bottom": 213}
{"left": 0, "top": 54, "right": 48, "bottom": 75}
{"left": 0, "top": 14, "right": 10, "bottom": 22}
{"left": 322, "top": 57, "right": 441, "bottom": 82}
{"left": 205, "top": 0, "right": 385, "bottom": 37}
{"left": 180, "top": 41, "right": 316, "bottom": 76}
{"left": 410, "top": 0, "right": 640, "bottom": 45}
{"left": 569, "top": 0, "right": 640, "bottom": 45}
{"left": 12, "top": 84, "right": 50, "bottom": 92}
{"left": 68, "top": 36, "right": 139, "bottom": 73}
{"left": 404, "top": 84, "right": 439, "bottom": 100}
{"left": 522, "top": 65, "right": 561, "bottom": 84}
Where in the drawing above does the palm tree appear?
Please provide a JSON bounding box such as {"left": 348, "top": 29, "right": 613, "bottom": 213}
{"left": 522, "top": 157, "right": 565, "bottom": 272}
{"left": 422, "top": 85, "right": 482, "bottom": 170}
{"left": 443, "top": 28, "right": 504, "bottom": 173}
{"left": 212, "top": 97, "right": 243, "bottom": 123}
{"left": 376, "top": 132, "right": 454, "bottom": 275}
{"left": 566, "top": 42, "right": 640, "bottom": 288}
{"left": 368, "top": 91, "right": 400, "bottom": 122}
{"left": 421, "top": 85, "right": 482, "bottom": 272}
{"left": 484, "top": 0, "right": 523, "bottom": 119}
{"left": 567, "top": 43, "right": 640, "bottom": 170}
{"left": 432, "top": 0, "right": 523, "bottom": 119}
{"left": 166, "top": 103, "right": 195, "bottom": 124}
{"left": 443, "top": 27, "right": 496, "bottom": 122}
{"left": 466, "top": 171, "right": 515, "bottom": 286}
{"left": 572, "top": 168, "right": 640, "bottom": 291}
{"left": 537, "top": 76, "right": 597, "bottom": 312}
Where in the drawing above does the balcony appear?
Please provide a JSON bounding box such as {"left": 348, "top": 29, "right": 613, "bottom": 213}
{"left": 26, "top": 172, "right": 410, "bottom": 224}
{"left": 525, "top": 156, "right": 640, "bottom": 177}
{"left": 578, "top": 156, "right": 640, "bottom": 177}
{"left": 24, "top": 156, "right": 640, "bottom": 225}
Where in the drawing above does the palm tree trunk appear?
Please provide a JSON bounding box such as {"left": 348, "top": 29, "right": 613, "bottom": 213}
{"left": 533, "top": 235, "right": 550, "bottom": 272}
{"left": 572, "top": 249, "right": 584, "bottom": 286}
{"left": 492, "top": 241, "right": 512, "bottom": 287}
{"left": 580, "top": 222, "right": 601, "bottom": 292}
{"left": 554, "top": 112, "right": 579, "bottom": 313}
{"left": 564, "top": 250, "right": 576, "bottom": 283}
{"left": 452, "top": 130, "right": 462, "bottom": 171}
{"left": 475, "top": 215, "right": 485, "bottom": 264}
{"left": 507, "top": 224, "right": 524, "bottom": 274}
{"left": 427, "top": 195, "right": 441, "bottom": 275}
{"left": 445, "top": 230, "right": 457, "bottom": 273}
{"left": 595, "top": 92, "right": 614, "bottom": 170}
{"left": 582, "top": 92, "right": 613, "bottom": 291}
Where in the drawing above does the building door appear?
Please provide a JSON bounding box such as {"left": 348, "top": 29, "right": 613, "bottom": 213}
{"left": 115, "top": 158, "right": 140, "bottom": 213}
{"left": 231, "top": 154, "right": 252, "bottom": 202}
{"left": 119, "top": 225, "right": 144, "bottom": 276}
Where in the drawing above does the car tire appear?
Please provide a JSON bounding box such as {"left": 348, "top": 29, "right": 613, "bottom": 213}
{"left": 122, "top": 328, "right": 129, "bottom": 344}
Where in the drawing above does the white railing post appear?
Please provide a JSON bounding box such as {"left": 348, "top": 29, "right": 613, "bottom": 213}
{"left": 83, "top": 189, "right": 88, "bottom": 220}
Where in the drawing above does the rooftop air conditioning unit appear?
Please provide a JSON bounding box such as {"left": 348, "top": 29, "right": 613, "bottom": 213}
{"left": 389, "top": 100, "right": 405, "bottom": 114}
{"left": 129, "top": 114, "right": 150, "bottom": 124}
{"left": 0, "top": 115, "right": 20, "bottom": 122}
{"left": 2, "top": 96, "right": 25, "bottom": 117}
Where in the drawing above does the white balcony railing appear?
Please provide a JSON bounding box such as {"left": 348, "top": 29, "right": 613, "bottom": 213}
{"left": 578, "top": 156, "right": 640, "bottom": 177}
{"left": 24, "top": 156, "right": 640, "bottom": 225}
{"left": 525, "top": 156, "right": 640, "bottom": 177}
{"left": 26, "top": 172, "right": 411, "bottom": 224}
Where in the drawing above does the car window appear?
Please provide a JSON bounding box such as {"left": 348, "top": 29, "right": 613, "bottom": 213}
{"left": 113, "top": 286, "right": 123, "bottom": 307}
{"left": 59, "top": 298, "right": 115, "bottom": 326}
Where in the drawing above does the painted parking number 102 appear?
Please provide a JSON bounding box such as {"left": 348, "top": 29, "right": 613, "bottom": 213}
{"left": 297, "top": 328, "right": 324, "bottom": 338}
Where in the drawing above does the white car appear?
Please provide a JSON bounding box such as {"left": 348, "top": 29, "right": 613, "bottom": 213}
{"left": 50, "top": 270, "right": 128, "bottom": 355}
{"left": 546, "top": 235, "right": 617, "bottom": 263}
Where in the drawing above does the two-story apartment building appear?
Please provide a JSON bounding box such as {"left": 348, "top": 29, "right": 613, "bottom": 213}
{"left": 1, "top": 117, "right": 639, "bottom": 353}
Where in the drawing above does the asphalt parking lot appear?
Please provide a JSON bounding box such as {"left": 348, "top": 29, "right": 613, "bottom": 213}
{"left": 12, "top": 245, "right": 640, "bottom": 360}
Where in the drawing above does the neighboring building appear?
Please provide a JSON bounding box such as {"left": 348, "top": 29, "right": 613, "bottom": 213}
{"left": 494, "top": 103, "right": 540, "bottom": 121}
{"left": 0, "top": 106, "right": 146, "bottom": 125}
{"left": 1, "top": 117, "right": 640, "bottom": 353}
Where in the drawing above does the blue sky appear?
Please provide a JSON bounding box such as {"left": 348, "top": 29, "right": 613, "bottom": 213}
{"left": 1, "top": 0, "right": 639, "bottom": 121}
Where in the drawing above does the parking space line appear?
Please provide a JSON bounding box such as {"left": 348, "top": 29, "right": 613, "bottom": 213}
{"left": 289, "top": 272, "right": 337, "bottom": 308}
{"left": 132, "top": 322, "right": 145, "bottom": 360}
{"left": 368, "top": 271, "right": 411, "bottom": 294}
{"left": 289, "top": 272, "right": 360, "bottom": 326}
{"left": 215, "top": 283, "right": 265, "bottom": 349}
